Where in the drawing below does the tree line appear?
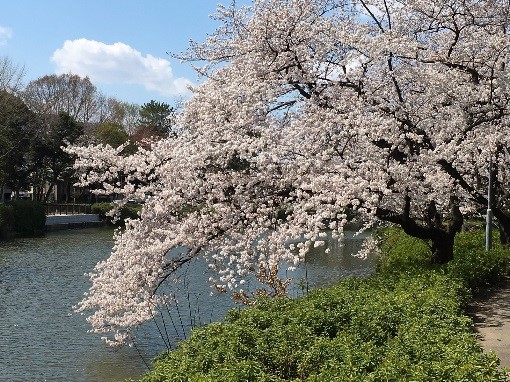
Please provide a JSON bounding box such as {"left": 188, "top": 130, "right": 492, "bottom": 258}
{"left": 0, "top": 56, "right": 176, "bottom": 203}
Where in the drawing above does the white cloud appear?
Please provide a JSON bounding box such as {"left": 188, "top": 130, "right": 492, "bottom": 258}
{"left": 51, "top": 38, "right": 191, "bottom": 97}
{"left": 0, "top": 26, "right": 12, "bottom": 45}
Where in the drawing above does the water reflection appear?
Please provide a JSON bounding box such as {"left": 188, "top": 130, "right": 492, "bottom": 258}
{"left": 298, "top": 230, "right": 376, "bottom": 289}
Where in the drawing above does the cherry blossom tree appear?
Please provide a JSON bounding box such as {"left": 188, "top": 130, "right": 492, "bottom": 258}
{"left": 69, "top": 0, "right": 510, "bottom": 346}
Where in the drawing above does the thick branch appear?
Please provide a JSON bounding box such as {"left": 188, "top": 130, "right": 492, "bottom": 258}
{"left": 376, "top": 205, "right": 439, "bottom": 241}
{"left": 437, "top": 159, "right": 487, "bottom": 205}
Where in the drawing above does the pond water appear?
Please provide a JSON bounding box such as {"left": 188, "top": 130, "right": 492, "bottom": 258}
{"left": 0, "top": 228, "right": 377, "bottom": 381}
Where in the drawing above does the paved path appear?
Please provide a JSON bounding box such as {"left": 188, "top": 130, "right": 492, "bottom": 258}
{"left": 45, "top": 214, "right": 104, "bottom": 231}
{"left": 45, "top": 214, "right": 101, "bottom": 225}
{"left": 468, "top": 278, "right": 510, "bottom": 374}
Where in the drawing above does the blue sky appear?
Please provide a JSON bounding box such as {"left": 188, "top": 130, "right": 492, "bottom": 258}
{"left": 0, "top": 1, "right": 247, "bottom": 105}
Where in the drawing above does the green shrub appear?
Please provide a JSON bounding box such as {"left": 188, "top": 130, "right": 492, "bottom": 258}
{"left": 90, "top": 202, "right": 112, "bottom": 218}
{"left": 120, "top": 204, "right": 142, "bottom": 222}
{"left": 375, "top": 226, "right": 433, "bottom": 276}
{"left": 91, "top": 202, "right": 142, "bottom": 226}
{"left": 446, "top": 230, "right": 510, "bottom": 290}
{"left": 7, "top": 200, "right": 45, "bottom": 236}
{"left": 135, "top": 228, "right": 509, "bottom": 382}
{"left": 0, "top": 203, "right": 15, "bottom": 239}
{"left": 138, "top": 281, "right": 504, "bottom": 381}
{"left": 376, "top": 227, "right": 510, "bottom": 291}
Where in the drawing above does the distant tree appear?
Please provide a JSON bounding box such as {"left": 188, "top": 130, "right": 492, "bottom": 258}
{"left": 137, "top": 100, "right": 175, "bottom": 138}
{"left": 95, "top": 95, "right": 122, "bottom": 124}
{"left": 0, "top": 56, "right": 25, "bottom": 94}
{"left": 119, "top": 102, "right": 140, "bottom": 136}
{"left": 96, "top": 121, "right": 129, "bottom": 148}
{"left": 96, "top": 97, "right": 140, "bottom": 135}
{"left": 30, "top": 112, "right": 83, "bottom": 202}
{"left": 23, "top": 74, "right": 100, "bottom": 124}
{"left": 0, "top": 91, "right": 36, "bottom": 200}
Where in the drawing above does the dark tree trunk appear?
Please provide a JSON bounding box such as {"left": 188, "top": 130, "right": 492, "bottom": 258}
{"left": 499, "top": 224, "right": 509, "bottom": 245}
{"left": 377, "top": 195, "right": 463, "bottom": 265}
{"left": 430, "top": 233, "right": 455, "bottom": 264}
{"left": 44, "top": 182, "right": 55, "bottom": 203}
{"left": 438, "top": 158, "right": 510, "bottom": 245}
{"left": 492, "top": 208, "right": 510, "bottom": 245}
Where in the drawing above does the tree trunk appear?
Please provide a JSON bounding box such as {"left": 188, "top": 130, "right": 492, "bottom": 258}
{"left": 44, "top": 183, "right": 55, "bottom": 203}
{"left": 499, "top": 224, "right": 509, "bottom": 245}
{"left": 377, "top": 195, "right": 462, "bottom": 265}
{"left": 430, "top": 233, "right": 455, "bottom": 264}
{"left": 437, "top": 159, "right": 510, "bottom": 245}
{"left": 493, "top": 208, "right": 510, "bottom": 245}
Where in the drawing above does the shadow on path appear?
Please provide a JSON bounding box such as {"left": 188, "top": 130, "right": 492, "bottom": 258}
{"left": 467, "top": 278, "right": 510, "bottom": 373}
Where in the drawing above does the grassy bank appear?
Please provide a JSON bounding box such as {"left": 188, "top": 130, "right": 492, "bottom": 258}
{"left": 134, "top": 229, "right": 510, "bottom": 382}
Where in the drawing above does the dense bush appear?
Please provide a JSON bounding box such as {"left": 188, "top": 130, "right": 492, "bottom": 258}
{"left": 377, "top": 227, "right": 510, "bottom": 290}
{"left": 91, "top": 202, "right": 142, "bottom": 226}
{"left": 448, "top": 230, "right": 510, "bottom": 290}
{"left": 135, "top": 229, "right": 510, "bottom": 382}
{"left": 90, "top": 202, "right": 112, "bottom": 219}
{"left": 375, "top": 227, "right": 433, "bottom": 276}
{"left": 7, "top": 200, "right": 45, "bottom": 236}
{"left": 0, "top": 203, "right": 15, "bottom": 239}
